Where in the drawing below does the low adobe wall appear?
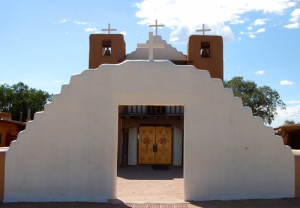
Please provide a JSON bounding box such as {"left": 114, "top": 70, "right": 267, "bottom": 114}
{"left": 293, "top": 150, "right": 300, "bottom": 198}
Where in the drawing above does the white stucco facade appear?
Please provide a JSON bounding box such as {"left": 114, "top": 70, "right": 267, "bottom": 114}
{"left": 4, "top": 60, "right": 294, "bottom": 202}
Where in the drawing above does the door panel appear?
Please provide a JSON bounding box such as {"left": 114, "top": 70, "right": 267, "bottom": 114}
{"left": 138, "top": 126, "right": 155, "bottom": 164}
{"left": 138, "top": 126, "right": 172, "bottom": 165}
{"left": 155, "top": 127, "right": 172, "bottom": 164}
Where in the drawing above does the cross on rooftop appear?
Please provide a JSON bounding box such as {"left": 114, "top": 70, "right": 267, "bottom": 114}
{"left": 196, "top": 24, "right": 211, "bottom": 35}
{"left": 149, "top": 19, "right": 164, "bottom": 36}
{"left": 101, "top": 23, "right": 117, "bottom": 34}
{"left": 137, "top": 32, "right": 164, "bottom": 60}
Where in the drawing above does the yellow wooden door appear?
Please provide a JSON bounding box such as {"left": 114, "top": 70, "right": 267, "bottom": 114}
{"left": 139, "top": 126, "right": 172, "bottom": 165}
{"left": 155, "top": 126, "right": 172, "bottom": 164}
{"left": 138, "top": 126, "right": 155, "bottom": 164}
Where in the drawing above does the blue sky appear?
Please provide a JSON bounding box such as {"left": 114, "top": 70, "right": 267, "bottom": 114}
{"left": 1, "top": 0, "right": 300, "bottom": 127}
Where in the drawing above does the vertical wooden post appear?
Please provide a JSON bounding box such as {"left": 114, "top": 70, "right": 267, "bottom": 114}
{"left": 122, "top": 128, "right": 129, "bottom": 167}
{"left": 293, "top": 150, "right": 300, "bottom": 198}
{"left": 0, "top": 148, "right": 7, "bottom": 202}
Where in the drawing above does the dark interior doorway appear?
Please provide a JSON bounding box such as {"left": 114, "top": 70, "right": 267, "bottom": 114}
{"left": 118, "top": 105, "right": 184, "bottom": 167}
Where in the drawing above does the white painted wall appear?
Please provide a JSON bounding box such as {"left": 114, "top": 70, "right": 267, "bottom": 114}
{"left": 5, "top": 69, "right": 117, "bottom": 202}
{"left": 4, "top": 60, "right": 295, "bottom": 202}
{"left": 128, "top": 127, "right": 137, "bottom": 165}
{"left": 173, "top": 128, "right": 183, "bottom": 166}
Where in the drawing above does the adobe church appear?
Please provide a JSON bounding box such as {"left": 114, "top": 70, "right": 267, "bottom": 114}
{"left": 89, "top": 23, "right": 223, "bottom": 167}
{"left": 0, "top": 22, "right": 297, "bottom": 202}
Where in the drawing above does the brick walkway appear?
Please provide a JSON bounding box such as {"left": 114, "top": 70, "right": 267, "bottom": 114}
{"left": 117, "top": 166, "right": 184, "bottom": 203}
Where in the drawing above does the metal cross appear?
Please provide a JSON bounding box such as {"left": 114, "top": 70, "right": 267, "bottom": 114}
{"left": 137, "top": 32, "right": 164, "bottom": 60}
{"left": 196, "top": 24, "right": 211, "bottom": 35}
{"left": 149, "top": 19, "right": 164, "bottom": 36}
{"left": 101, "top": 23, "right": 117, "bottom": 34}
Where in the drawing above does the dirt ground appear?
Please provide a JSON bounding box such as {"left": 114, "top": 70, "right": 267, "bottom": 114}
{"left": 0, "top": 199, "right": 300, "bottom": 208}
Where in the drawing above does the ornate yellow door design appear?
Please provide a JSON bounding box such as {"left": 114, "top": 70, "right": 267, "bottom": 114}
{"left": 155, "top": 126, "right": 172, "bottom": 164}
{"left": 138, "top": 126, "right": 172, "bottom": 165}
{"left": 138, "top": 126, "right": 155, "bottom": 164}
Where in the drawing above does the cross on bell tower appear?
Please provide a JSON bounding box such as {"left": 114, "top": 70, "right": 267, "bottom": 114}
{"left": 188, "top": 23, "right": 223, "bottom": 80}
{"left": 102, "top": 23, "right": 117, "bottom": 34}
{"left": 196, "top": 24, "right": 211, "bottom": 35}
{"left": 89, "top": 23, "right": 125, "bottom": 68}
{"left": 149, "top": 19, "right": 164, "bottom": 36}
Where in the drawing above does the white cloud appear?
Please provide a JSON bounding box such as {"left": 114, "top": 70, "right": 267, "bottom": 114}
{"left": 255, "top": 70, "right": 266, "bottom": 75}
{"left": 284, "top": 22, "right": 300, "bottom": 28}
{"left": 85, "top": 27, "right": 99, "bottom": 33}
{"left": 120, "top": 31, "right": 127, "bottom": 35}
{"left": 284, "top": 8, "right": 300, "bottom": 28}
{"left": 249, "top": 34, "right": 256, "bottom": 38}
{"left": 256, "top": 28, "right": 266, "bottom": 33}
{"left": 135, "top": 0, "right": 295, "bottom": 42}
{"left": 73, "top": 21, "right": 88, "bottom": 25}
{"left": 59, "top": 19, "right": 67, "bottom": 23}
{"left": 241, "top": 27, "right": 266, "bottom": 38}
{"left": 230, "top": 19, "right": 245, "bottom": 25}
{"left": 280, "top": 80, "right": 294, "bottom": 85}
{"left": 254, "top": 19, "right": 267, "bottom": 26}
{"left": 290, "top": 8, "right": 300, "bottom": 22}
{"left": 286, "top": 100, "right": 300, "bottom": 105}
{"left": 272, "top": 105, "right": 300, "bottom": 127}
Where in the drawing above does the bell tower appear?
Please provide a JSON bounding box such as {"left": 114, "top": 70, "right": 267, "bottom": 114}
{"left": 187, "top": 25, "right": 223, "bottom": 80}
{"left": 89, "top": 24, "right": 126, "bottom": 69}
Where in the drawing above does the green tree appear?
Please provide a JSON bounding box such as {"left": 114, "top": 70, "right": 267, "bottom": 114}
{"left": 0, "top": 82, "right": 52, "bottom": 121}
{"left": 224, "top": 77, "right": 285, "bottom": 125}
{"left": 284, "top": 120, "right": 297, "bottom": 125}
{"left": 0, "top": 84, "right": 13, "bottom": 112}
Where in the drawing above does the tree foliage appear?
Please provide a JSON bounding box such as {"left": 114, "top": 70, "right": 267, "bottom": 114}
{"left": 0, "top": 82, "right": 52, "bottom": 121}
{"left": 224, "top": 77, "right": 286, "bottom": 125}
{"left": 284, "top": 120, "right": 298, "bottom": 125}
